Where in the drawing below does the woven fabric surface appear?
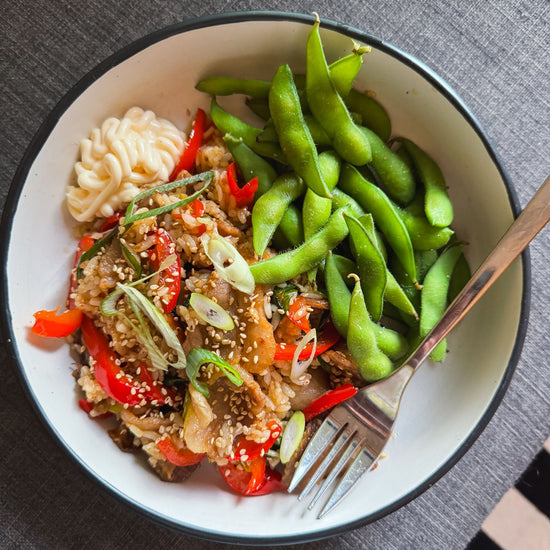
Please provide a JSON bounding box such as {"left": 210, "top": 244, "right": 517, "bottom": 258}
{"left": 0, "top": 1, "right": 548, "bottom": 548}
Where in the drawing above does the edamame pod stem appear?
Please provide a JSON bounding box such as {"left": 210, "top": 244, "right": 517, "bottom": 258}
{"left": 252, "top": 173, "right": 306, "bottom": 256}
{"left": 306, "top": 17, "right": 372, "bottom": 166}
{"left": 344, "top": 89, "right": 392, "bottom": 142}
{"left": 360, "top": 126, "right": 416, "bottom": 204}
{"left": 269, "top": 64, "right": 331, "bottom": 198}
{"left": 223, "top": 135, "right": 277, "bottom": 198}
{"left": 397, "top": 138, "right": 454, "bottom": 228}
{"left": 250, "top": 206, "right": 350, "bottom": 284}
{"left": 345, "top": 214, "right": 387, "bottom": 322}
{"left": 332, "top": 254, "right": 357, "bottom": 287}
{"left": 339, "top": 163, "right": 417, "bottom": 283}
{"left": 210, "top": 98, "right": 286, "bottom": 164}
{"left": 420, "top": 245, "right": 462, "bottom": 361}
{"left": 278, "top": 203, "right": 305, "bottom": 248}
{"left": 303, "top": 150, "right": 341, "bottom": 240}
{"left": 196, "top": 76, "right": 271, "bottom": 97}
{"left": 396, "top": 207, "right": 454, "bottom": 250}
{"left": 347, "top": 276, "right": 394, "bottom": 382}
{"left": 329, "top": 43, "right": 371, "bottom": 97}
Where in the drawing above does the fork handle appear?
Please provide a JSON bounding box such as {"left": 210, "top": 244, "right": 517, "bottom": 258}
{"left": 406, "top": 175, "right": 550, "bottom": 370}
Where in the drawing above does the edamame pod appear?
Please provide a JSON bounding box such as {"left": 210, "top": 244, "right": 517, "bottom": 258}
{"left": 324, "top": 252, "right": 352, "bottom": 337}
{"left": 396, "top": 207, "right": 454, "bottom": 251}
{"left": 223, "top": 135, "right": 277, "bottom": 198}
{"left": 398, "top": 138, "right": 454, "bottom": 228}
{"left": 360, "top": 126, "right": 416, "bottom": 204}
{"left": 303, "top": 150, "right": 341, "bottom": 240}
{"left": 345, "top": 214, "right": 387, "bottom": 322}
{"left": 344, "top": 88, "right": 391, "bottom": 142}
{"left": 339, "top": 163, "right": 417, "bottom": 283}
{"left": 278, "top": 204, "right": 305, "bottom": 249}
{"left": 245, "top": 97, "right": 271, "bottom": 120}
{"left": 269, "top": 64, "right": 331, "bottom": 198}
{"left": 306, "top": 17, "right": 372, "bottom": 166}
{"left": 210, "top": 98, "right": 286, "bottom": 164}
{"left": 448, "top": 251, "right": 471, "bottom": 303}
{"left": 347, "top": 276, "right": 394, "bottom": 382}
{"left": 251, "top": 173, "right": 306, "bottom": 256}
{"left": 250, "top": 206, "right": 350, "bottom": 284}
{"left": 196, "top": 76, "right": 271, "bottom": 97}
{"left": 420, "top": 245, "right": 462, "bottom": 361}
{"left": 331, "top": 188, "right": 366, "bottom": 218}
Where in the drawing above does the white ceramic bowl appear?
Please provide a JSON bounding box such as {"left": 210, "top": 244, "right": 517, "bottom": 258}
{"left": 1, "top": 12, "right": 529, "bottom": 545}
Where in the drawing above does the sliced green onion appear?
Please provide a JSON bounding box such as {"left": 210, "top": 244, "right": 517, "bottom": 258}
{"left": 290, "top": 328, "right": 317, "bottom": 384}
{"left": 117, "top": 284, "right": 186, "bottom": 370}
{"left": 189, "top": 293, "right": 235, "bottom": 331}
{"left": 186, "top": 348, "right": 243, "bottom": 398}
{"left": 201, "top": 233, "right": 255, "bottom": 295}
{"left": 120, "top": 240, "right": 142, "bottom": 278}
{"left": 279, "top": 411, "right": 306, "bottom": 464}
{"left": 124, "top": 171, "right": 214, "bottom": 225}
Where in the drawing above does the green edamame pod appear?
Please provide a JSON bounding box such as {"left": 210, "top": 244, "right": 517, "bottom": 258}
{"left": 345, "top": 214, "right": 387, "bottom": 322}
{"left": 329, "top": 44, "right": 371, "bottom": 97}
{"left": 196, "top": 76, "right": 271, "bottom": 97}
{"left": 324, "top": 252, "right": 352, "bottom": 337}
{"left": 398, "top": 138, "right": 454, "bottom": 228}
{"left": 344, "top": 88, "right": 391, "bottom": 142}
{"left": 325, "top": 254, "right": 409, "bottom": 362}
{"left": 332, "top": 254, "right": 357, "bottom": 287}
{"left": 360, "top": 126, "right": 416, "bottom": 204}
{"left": 448, "top": 251, "right": 471, "bottom": 303}
{"left": 331, "top": 188, "right": 366, "bottom": 218}
{"left": 303, "top": 150, "right": 341, "bottom": 240}
{"left": 396, "top": 207, "right": 454, "bottom": 251}
{"left": 420, "top": 245, "right": 462, "bottom": 361}
{"left": 347, "top": 275, "right": 394, "bottom": 382}
{"left": 210, "top": 98, "right": 286, "bottom": 164}
{"left": 250, "top": 206, "right": 350, "bottom": 284}
{"left": 251, "top": 173, "right": 306, "bottom": 256}
{"left": 339, "top": 163, "right": 417, "bottom": 283}
{"left": 306, "top": 18, "right": 372, "bottom": 166}
{"left": 245, "top": 97, "right": 271, "bottom": 120}
{"left": 223, "top": 135, "right": 277, "bottom": 198}
{"left": 269, "top": 64, "right": 331, "bottom": 198}
{"left": 359, "top": 213, "right": 418, "bottom": 319}
{"left": 256, "top": 119, "right": 278, "bottom": 143}
{"left": 278, "top": 204, "right": 305, "bottom": 248}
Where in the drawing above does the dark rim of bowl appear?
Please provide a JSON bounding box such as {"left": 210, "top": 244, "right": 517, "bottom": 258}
{"left": 0, "top": 10, "right": 531, "bottom": 547}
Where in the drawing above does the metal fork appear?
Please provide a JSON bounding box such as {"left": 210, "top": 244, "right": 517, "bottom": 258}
{"left": 288, "top": 175, "right": 550, "bottom": 519}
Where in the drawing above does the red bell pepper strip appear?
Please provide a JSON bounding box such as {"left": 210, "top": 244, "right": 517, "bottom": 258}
{"left": 138, "top": 363, "right": 177, "bottom": 405}
{"left": 157, "top": 437, "right": 206, "bottom": 467}
{"left": 170, "top": 108, "right": 206, "bottom": 180}
{"left": 228, "top": 420, "right": 282, "bottom": 461}
{"left": 274, "top": 320, "right": 340, "bottom": 361}
{"left": 80, "top": 315, "right": 143, "bottom": 406}
{"left": 218, "top": 456, "right": 284, "bottom": 496}
{"left": 189, "top": 199, "right": 205, "bottom": 217}
{"left": 31, "top": 306, "right": 83, "bottom": 338}
{"left": 226, "top": 162, "right": 259, "bottom": 207}
{"left": 68, "top": 235, "right": 96, "bottom": 310}
{"left": 78, "top": 398, "right": 112, "bottom": 420}
{"left": 148, "top": 227, "right": 181, "bottom": 313}
{"left": 301, "top": 383, "right": 358, "bottom": 422}
{"left": 287, "top": 295, "right": 310, "bottom": 332}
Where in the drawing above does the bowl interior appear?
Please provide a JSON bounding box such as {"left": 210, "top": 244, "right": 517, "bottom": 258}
{"left": 4, "top": 15, "right": 524, "bottom": 543}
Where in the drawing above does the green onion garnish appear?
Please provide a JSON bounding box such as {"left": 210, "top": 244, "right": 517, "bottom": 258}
{"left": 185, "top": 348, "right": 243, "bottom": 398}
{"left": 189, "top": 293, "right": 235, "bottom": 331}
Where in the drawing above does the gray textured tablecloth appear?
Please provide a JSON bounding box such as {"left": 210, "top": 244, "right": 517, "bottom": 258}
{"left": 1, "top": 1, "right": 548, "bottom": 548}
